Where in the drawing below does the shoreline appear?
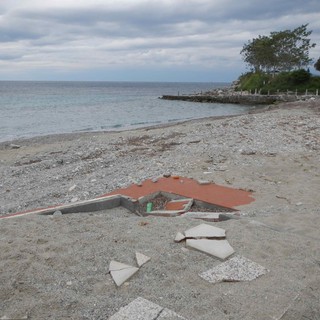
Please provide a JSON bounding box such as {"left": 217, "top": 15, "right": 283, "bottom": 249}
{"left": 1, "top": 104, "right": 273, "bottom": 146}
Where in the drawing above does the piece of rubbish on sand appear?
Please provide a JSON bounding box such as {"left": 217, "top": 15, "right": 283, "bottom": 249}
{"left": 186, "top": 239, "right": 234, "bottom": 260}
{"left": 146, "top": 202, "right": 153, "bottom": 213}
{"left": 109, "top": 260, "right": 139, "bottom": 287}
{"left": 109, "top": 297, "right": 187, "bottom": 320}
{"left": 199, "top": 255, "right": 268, "bottom": 283}
{"left": 53, "top": 210, "right": 62, "bottom": 216}
{"left": 135, "top": 252, "right": 151, "bottom": 267}
{"left": 184, "top": 223, "right": 226, "bottom": 239}
{"left": 174, "top": 232, "right": 186, "bottom": 243}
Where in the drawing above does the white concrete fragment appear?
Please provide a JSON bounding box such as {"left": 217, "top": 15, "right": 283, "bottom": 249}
{"left": 135, "top": 252, "right": 151, "bottom": 267}
{"left": 109, "top": 261, "right": 139, "bottom": 287}
{"left": 181, "top": 212, "right": 220, "bottom": 221}
{"left": 109, "top": 297, "right": 187, "bottom": 320}
{"left": 186, "top": 239, "right": 234, "bottom": 260}
{"left": 199, "top": 255, "right": 268, "bottom": 283}
{"left": 174, "top": 232, "right": 186, "bottom": 243}
{"left": 184, "top": 223, "right": 226, "bottom": 238}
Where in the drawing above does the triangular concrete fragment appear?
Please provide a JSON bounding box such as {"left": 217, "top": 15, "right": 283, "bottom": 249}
{"left": 199, "top": 255, "right": 268, "bottom": 283}
{"left": 185, "top": 223, "right": 226, "bottom": 239}
{"left": 174, "top": 232, "right": 186, "bottom": 242}
{"left": 109, "top": 260, "right": 139, "bottom": 287}
{"left": 135, "top": 252, "right": 151, "bottom": 267}
{"left": 186, "top": 239, "right": 234, "bottom": 260}
{"left": 109, "top": 297, "right": 187, "bottom": 320}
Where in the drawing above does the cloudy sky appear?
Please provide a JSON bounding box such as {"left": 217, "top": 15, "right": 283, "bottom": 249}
{"left": 0, "top": 0, "right": 320, "bottom": 82}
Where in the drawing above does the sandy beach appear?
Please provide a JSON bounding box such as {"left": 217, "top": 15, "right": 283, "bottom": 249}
{"left": 1, "top": 99, "right": 320, "bottom": 319}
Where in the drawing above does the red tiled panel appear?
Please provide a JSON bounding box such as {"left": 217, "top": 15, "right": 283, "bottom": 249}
{"left": 101, "top": 176, "right": 254, "bottom": 209}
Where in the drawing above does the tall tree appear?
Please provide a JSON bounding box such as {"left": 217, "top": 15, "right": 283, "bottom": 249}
{"left": 241, "top": 24, "right": 316, "bottom": 73}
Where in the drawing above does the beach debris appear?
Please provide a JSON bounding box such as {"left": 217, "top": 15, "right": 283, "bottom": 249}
{"left": 135, "top": 252, "right": 151, "bottom": 267}
{"left": 68, "top": 184, "right": 77, "bottom": 192}
{"left": 184, "top": 223, "right": 226, "bottom": 239}
{"left": 176, "top": 224, "right": 234, "bottom": 259}
{"left": 9, "top": 143, "right": 21, "bottom": 149}
{"left": 164, "top": 198, "right": 193, "bottom": 212}
{"left": 70, "top": 197, "right": 79, "bottom": 203}
{"left": 52, "top": 210, "right": 62, "bottom": 216}
{"left": 186, "top": 239, "right": 234, "bottom": 260}
{"left": 174, "top": 232, "right": 186, "bottom": 243}
{"left": 181, "top": 211, "right": 220, "bottom": 222}
{"left": 197, "top": 180, "right": 210, "bottom": 185}
{"left": 109, "top": 297, "right": 187, "bottom": 320}
{"left": 109, "top": 260, "right": 139, "bottom": 287}
{"left": 199, "top": 255, "right": 268, "bottom": 283}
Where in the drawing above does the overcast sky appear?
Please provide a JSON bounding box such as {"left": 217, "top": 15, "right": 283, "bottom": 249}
{"left": 0, "top": 0, "right": 319, "bottom": 82}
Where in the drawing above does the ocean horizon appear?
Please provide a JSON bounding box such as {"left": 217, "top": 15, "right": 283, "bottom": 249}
{"left": 0, "top": 81, "right": 258, "bottom": 142}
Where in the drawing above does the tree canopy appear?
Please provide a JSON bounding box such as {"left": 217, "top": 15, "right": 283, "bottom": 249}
{"left": 241, "top": 24, "right": 316, "bottom": 73}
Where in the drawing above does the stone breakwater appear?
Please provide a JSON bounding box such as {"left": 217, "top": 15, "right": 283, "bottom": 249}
{"left": 161, "top": 88, "right": 320, "bottom": 105}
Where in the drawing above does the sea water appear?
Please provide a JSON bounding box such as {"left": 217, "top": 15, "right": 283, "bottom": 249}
{"left": 0, "top": 81, "right": 257, "bottom": 142}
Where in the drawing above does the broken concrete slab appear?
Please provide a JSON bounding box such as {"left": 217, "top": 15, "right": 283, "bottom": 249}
{"left": 135, "top": 252, "right": 151, "bottom": 267}
{"left": 186, "top": 239, "right": 234, "bottom": 260}
{"left": 147, "top": 210, "right": 182, "bottom": 217}
{"left": 180, "top": 212, "right": 220, "bottom": 222}
{"left": 109, "top": 297, "right": 187, "bottom": 320}
{"left": 199, "top": 255, "right": 268, "bottom": 283}
{"left": 109, "top": 260, "right": 139, "bottom": 287}
{"left": 174, "top": 232, "right": 186, "bottom": 243}
{"left": 184, "top": 223, "right": 226, "bottom": 239}
{"left": 164, "top": 198, "right": 193, "bottom": 212}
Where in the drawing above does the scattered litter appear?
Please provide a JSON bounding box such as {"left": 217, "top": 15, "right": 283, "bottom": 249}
{"left": 186, "top": 239, "right": 234, "bottom": 260}
{"left": 174, "top": 232, "right": 186, "bottom": 243}
{"left": 52, "top": 210, "right": 62, "bottom": 216}
{"left": 109, "top": 260, "right": 139, "bottom": 287}
{"left": 199, "top": 255, "right": 268, "bottom": 283}
{"left": 184, "top": 223, "right": 226, "bottom": 239}
{"left": 109, "top": 297, "right": 187, "bottom": 320}
{"left": 135, "top": 252, "right": 151, "bottom": 267}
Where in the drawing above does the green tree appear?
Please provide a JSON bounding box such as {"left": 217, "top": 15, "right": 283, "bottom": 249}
{"left": 315, "top": 57, "right": 320, "bottom": 71}
{"left": 241, "top": 24, "right": 316, "bottom": 73}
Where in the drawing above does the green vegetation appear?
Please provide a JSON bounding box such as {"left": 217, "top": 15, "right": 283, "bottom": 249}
{"left": 241, "top": 24, "right": 315, "bottom": 73}
{"left": 238, "top": 24, "right": 319, "bottom": 95}
{"left": 237, "top": 70, "right": 320, "bottom": 94}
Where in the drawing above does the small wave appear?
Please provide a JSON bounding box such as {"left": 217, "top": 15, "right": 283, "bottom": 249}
{"left": 110, "top": 124, "right": 123, "bottom": 128}
{"left": 73, "top": 127, "right": 94, "bottom": 132}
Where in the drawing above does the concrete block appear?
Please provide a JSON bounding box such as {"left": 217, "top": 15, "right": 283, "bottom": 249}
{"left": 174, "top": 232, "right": 186, "bottom": 243}
{"left": 181, "top": 212, "right": 220, "bottom": 222}
{"left": 199, "top": 255, "right": 268, "bottom": 283}
{"left": 109, "top": 260, "right": 139, "bottom": 287}
{"left": 109, "top": 297, "right": 187, "bottom": 320}
{"left": 184, "top": 223, "right": 226, "bottom": 239}
{"left": 186, "top": 239, "right": 234, "bottom": 260}
{"left": 135, "top": 252, "right": 151, "bottom": 267}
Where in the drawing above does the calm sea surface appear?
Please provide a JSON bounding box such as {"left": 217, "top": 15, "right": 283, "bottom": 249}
{"left": 0, "top": 81, "right": 257, "bottom": 142}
